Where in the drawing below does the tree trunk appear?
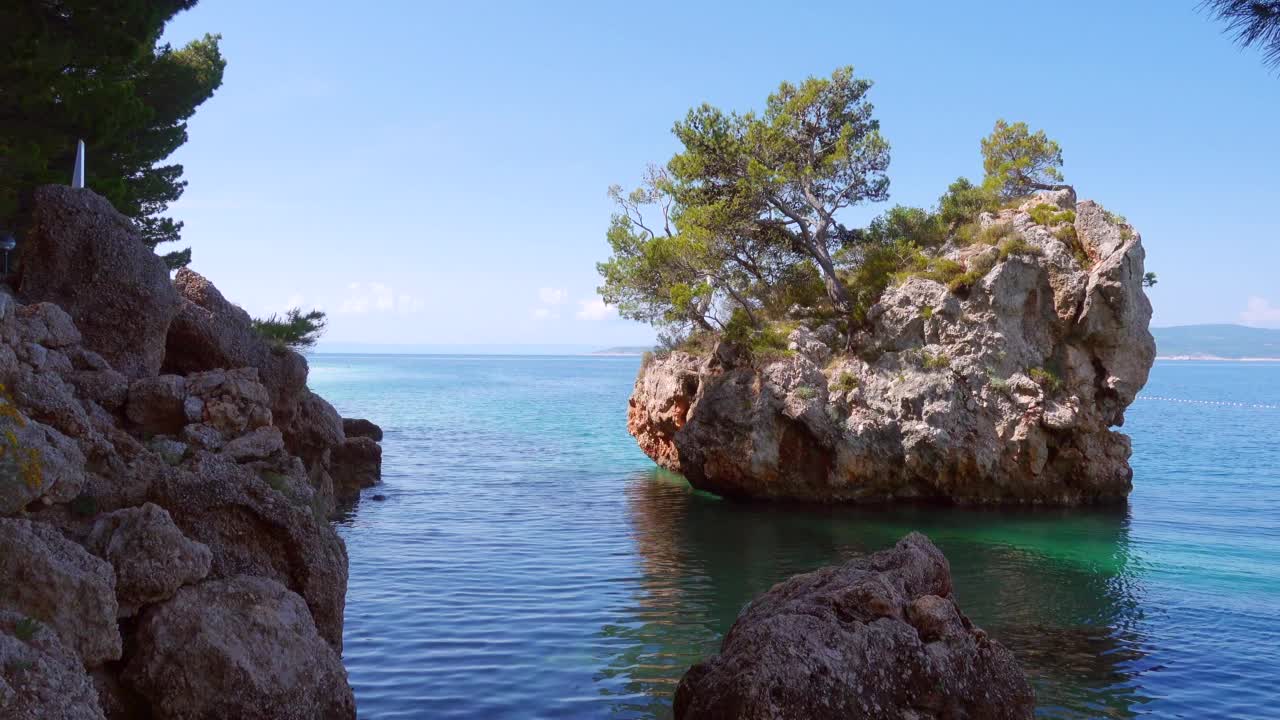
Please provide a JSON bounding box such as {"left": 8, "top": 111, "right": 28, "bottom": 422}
{"left": 809, "top": 247, "right": 852, "bottom": 311}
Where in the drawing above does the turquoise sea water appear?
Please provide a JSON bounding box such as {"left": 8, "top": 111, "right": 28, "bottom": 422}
{"left": 309, "top": 356, "right": 1280, "bottom": 719}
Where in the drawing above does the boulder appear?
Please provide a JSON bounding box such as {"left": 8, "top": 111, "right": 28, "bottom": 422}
{"left": 163, "top": 269, "right": 309, "bottom": 426}
{"left": 17, "top": 187, "right": 180, "bottom": 379}
{"left": 222, "top": 426, "right": 286, "bottom": 463}
{"left": 124, "top": 575, "right": 355, "bottom": 720}
{"left": 126, "top": 375, "right": 187, "bottom": 435}
{"left": 674, "top": 533, "right": 1034, "bottom": 720}
{"left": 342, "top": 417, "right": 383, "bottom": 442}
{"left": 184, "top": 367, "right": 274, "bottom": 437}
{"left": 0, "top": 611, "right": 105, "bottom": 720}
{"left": 149, "top": 454, "right": 348, "bottom": 649}
{"left": 629, "top": 192, "right": 1154, "bottom": 504}
{"left": 283, "top": 390, "right": 345, "bottom": 469}
{"left": 84, "top": 503, "right": 212, "bottom": 617}
{"left": 331, "top": 436, "right": 381, "bottom": 501}
{"left": 0, "top": 518, "right": 120, "bottom": 666}
{"left": 0, "top": 416, "right": 87, "bottom": 515}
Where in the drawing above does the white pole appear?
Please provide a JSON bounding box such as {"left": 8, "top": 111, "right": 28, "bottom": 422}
{"left": 72, "top": 140, "right": 85, "bottom": 189}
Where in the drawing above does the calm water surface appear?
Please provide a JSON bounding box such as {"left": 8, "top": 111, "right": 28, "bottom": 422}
{"left": 309, "top": 356, "right": 1280, "bottom": 719}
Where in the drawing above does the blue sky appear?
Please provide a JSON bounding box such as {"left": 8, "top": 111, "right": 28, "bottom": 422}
{"left": 161, "top": 1, "right": 1280, "bottom": 348}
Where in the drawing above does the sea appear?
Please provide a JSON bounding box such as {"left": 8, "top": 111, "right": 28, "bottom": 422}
{"left": 307, "top": 355, "right": 1280, "bottom": 719}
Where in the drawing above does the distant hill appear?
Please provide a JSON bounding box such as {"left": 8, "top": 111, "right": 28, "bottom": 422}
{"left": 590, "top": 346, "right": 653, "bottom": 356}
{"left": 1153, "top": 324, "right": 1280, "bottom": 359}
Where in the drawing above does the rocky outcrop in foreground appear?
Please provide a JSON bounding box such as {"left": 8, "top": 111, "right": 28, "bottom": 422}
{"left": 1, "top": 186, "right": 384, "bottom": 718}
{"left": 630, "top": 190, "right": 1154, "bottom": 504}
{"left": 675, "top": 533, "right": 1035, "bottom": 719}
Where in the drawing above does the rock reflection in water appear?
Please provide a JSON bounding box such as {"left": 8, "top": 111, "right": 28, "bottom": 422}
{"left": 601, "top": 468, "right": 1152, "bottom": 719}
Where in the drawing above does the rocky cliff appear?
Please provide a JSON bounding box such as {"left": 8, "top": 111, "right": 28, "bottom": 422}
{"left": 629, "top": 190, "right": 1155, "bottom": 504}
{"left": 0, "top": 186, "right": 383, "bottom": 719}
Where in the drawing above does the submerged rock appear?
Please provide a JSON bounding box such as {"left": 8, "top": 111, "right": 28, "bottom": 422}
{"left": 628, "top": 192, "right": 1154, "bottom": 504}
{"left": 674, "top": 533, "right": 1034, "bottom": 720}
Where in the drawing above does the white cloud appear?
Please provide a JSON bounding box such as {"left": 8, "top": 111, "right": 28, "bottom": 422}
{"left": 531, "top": 307, "right": 559, "bottom": 320}
{"left": 1241, "top": 296, "right": 1280, "bottom": 327}
{"left": 538, "top": 287, "right": 567, "bottom": 305}
{"left": 576, "top": 298, "right": 616, "bottom": 321}
{"left": 339, "top": 282, "right": 425, "bottom": 315}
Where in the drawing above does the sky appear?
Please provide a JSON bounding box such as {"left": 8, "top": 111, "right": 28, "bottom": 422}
{"left": 159, "top": 0, "right": 1280, "bottom": 349}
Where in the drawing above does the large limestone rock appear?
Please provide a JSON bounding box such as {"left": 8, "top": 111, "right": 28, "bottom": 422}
{"left": 628, "top": 192, "right": 1155, "bottom": 504}
{"left": 674, "top": 533, "right": 1034, "bottom": 719}
{"left": 149, "top": 453, "right": 349, "bottom": 649}
{"left": 17, "top": 187, "right": 180, "bottom": 379}
{"left": 84, "top": 503, "right": 212, "bottom": 618}
{"left": 0, "top": 519, "right": 120, "bottom": 667}
{"left": 626, "top": 352, "right": 702, "bottom": 472}
{"left": 0, "top": 187, "right": 380, "bottom": 718}
{"left": 124, "top": 575, "right": 356, "bottom": 720}
{"left": 0, "top": 612, "right": 105, "bottom": 720}
{"left": 163, "top": 269, "right": 309, "bottom": 426}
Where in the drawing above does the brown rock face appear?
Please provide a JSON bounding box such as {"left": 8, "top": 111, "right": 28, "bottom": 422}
{"left": 164, "top": 268, "right": 310, "bottom": 428}
{"left": 626, "top": 353, "right": 701, "bottom": 472}
{"left": 149, "top": 453, "right": 349, "bottom": 650}
{"left": 0, "top": 519, "right": 121, "bottom": 667}
{"left": 628, "top": 192, "right": 1154, "bottom": 504}
{"left": 84, "top": 503, "right": 213, "bottom": 618}
{"left": 0, "top": 191, "right": 386, "bottom": 718}
{"left": 674, "top": 533, "right": 1035, "bottom": 720}
{"left": 17, "top": 187, "right": 180, "bottom": 379}
{"left": 0, "top": 611, "right": 106, "bottom": 720}
{"left": 331, "top": 436, "right": 382, "bottom": 502}
{"left": 342, "top": 417, "right": 383, "bottom": 441}
{"left": 125, "top": 575, "right": 356, "bottom": 720}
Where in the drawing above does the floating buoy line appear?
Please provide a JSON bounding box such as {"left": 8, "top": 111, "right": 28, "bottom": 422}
{"left": 1136, "top": 395, "right": 1280, "bottom": 410}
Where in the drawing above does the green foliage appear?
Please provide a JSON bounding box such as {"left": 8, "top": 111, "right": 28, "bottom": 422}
{"left": 1143, "top": 272, "right": 1159, "bottom": 288}
{"left": 252, "top": 308, "right": 327, "bottom": 350}
{"left": 938, "top": 177, "right": 1001, "bottom": 231}
{"left": 1027, "top": 204, "right": 1076, "bottom": 227}
{"left": 14, "top": 617, "right": 40, "bottom": 642}
{"left": 920, "top": 351, "right": 950, "bottom": 371}
{"left": 997, "top": 236, "right": 1043, "bottom": 260}
{"left": 894, "top": 254, "right": 965, "bottom": 287}
{"left": 920, "top": 306, "right": 934, "bottom": 320}
{"left": 1029, "top": 367, "right": 1063, "bottom": 393}
{"left": 0, "top": 2, "right": 225, "bottom": 266}
{"left": 947, "top": 252, "right": 999, "bottom": 293}
{"left": 794, "top": 385, "right": 818, "bottom": 400}
{"left": 1102, "top": 209, "right": 1128, "bottom": 226}
{"left": 986, "top": 370, "right": 1011, "bottom": 394}
{"left": 1203, "top": 0, "right": 1280, "bottom": 68}
{"left": 834, "top": 372, "right": 859, "bottom": 393}
{"left": 963, "top": 222, "right": 1015, "bottom": 247}
{"left": 981, "top": 120, "right": 1066, "bottom": 201}
{"left": 600, "top": 67, "right": 903, "bottom": 339}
